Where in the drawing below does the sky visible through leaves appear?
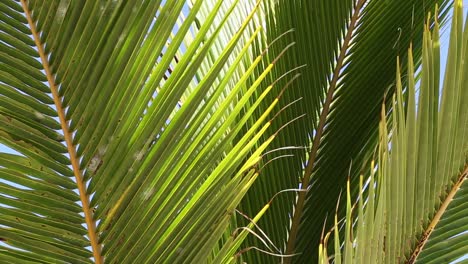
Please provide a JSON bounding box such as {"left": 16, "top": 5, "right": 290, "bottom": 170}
{"left": 0, "top": 2, "right": 466, "bottom": 263}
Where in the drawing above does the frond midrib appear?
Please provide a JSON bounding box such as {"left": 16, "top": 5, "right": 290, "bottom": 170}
{"left": 19, "top": 1, "right": 103, "bottom": 263}
{"left": 285, "top": 0, "right": 368, "bottom": 258}
{"left": 408, "top": 164, "right": 468, "bottom": 263}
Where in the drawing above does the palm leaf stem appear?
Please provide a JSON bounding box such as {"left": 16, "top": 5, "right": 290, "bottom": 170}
{"left": 19, "top": 0, "right": 102, "bottom": 262}
{"left": 408, "top": 164, "right": 468, "bottom": 263}
{"left": 285, "top": 0, "right": 367, "bottom": 258}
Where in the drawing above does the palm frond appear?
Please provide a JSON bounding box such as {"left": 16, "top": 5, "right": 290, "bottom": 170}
{"left": 320, "top": 2, "right": 468, "bottom": 262}
{"left": 237, "top": 0, "right": 454, "bottom": 262}
{"left": 0, "top": 0, "right": 287, "bottom": 262}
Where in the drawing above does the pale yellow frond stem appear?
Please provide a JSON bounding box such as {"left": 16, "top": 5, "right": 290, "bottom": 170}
{"left": 20, "top": 1, "right": 103, "bottom": 263}
{"left": 407, "top": 164, "right": 468, "bottom": 263}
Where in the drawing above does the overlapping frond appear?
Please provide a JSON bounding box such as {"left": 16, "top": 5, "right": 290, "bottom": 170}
{"left": 320, "top": 2, "right": 468, "bottom": 263}
{"left": 0, "top": 0, "right": 287, "bottom": 262}
{"left": 237, "top": 0, "right": 453, "bottom": 262}
{"left": 237, "top": 0, "right": 355, "bottom": 261}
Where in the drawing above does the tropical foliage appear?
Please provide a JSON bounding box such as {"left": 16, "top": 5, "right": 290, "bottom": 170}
{"left": 319, "top": 2, "right": 468, "bottom": 263}
{"left": 0, "top": 0, "right": 466, "bottom": 264}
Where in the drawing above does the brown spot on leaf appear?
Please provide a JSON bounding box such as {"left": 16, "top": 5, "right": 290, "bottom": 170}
{"left": 117, "top": 235, "right": 125, "bottom": 246}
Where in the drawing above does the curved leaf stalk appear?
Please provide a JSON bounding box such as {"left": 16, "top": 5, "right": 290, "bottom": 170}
{"left": 19, "top": 0, "right": 102, "bottom": 262}
{"left": 407, "top": 164, "right": 468, "bottom": 263}
{"left": 285, "top": 0, "right": 367, "bottom": 258}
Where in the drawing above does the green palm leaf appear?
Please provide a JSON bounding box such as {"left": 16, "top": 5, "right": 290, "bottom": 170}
{"left": 0, "top": 0, "right": 288, "bottom": 262}
{"left": 320, "top": 2, "right": 468, "bottom": 262}
{"left": 236, "top": 0, "right": 453, "bottom": 262}
{"left": 2, "top": 0, "right": 467, "bottom": 263}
